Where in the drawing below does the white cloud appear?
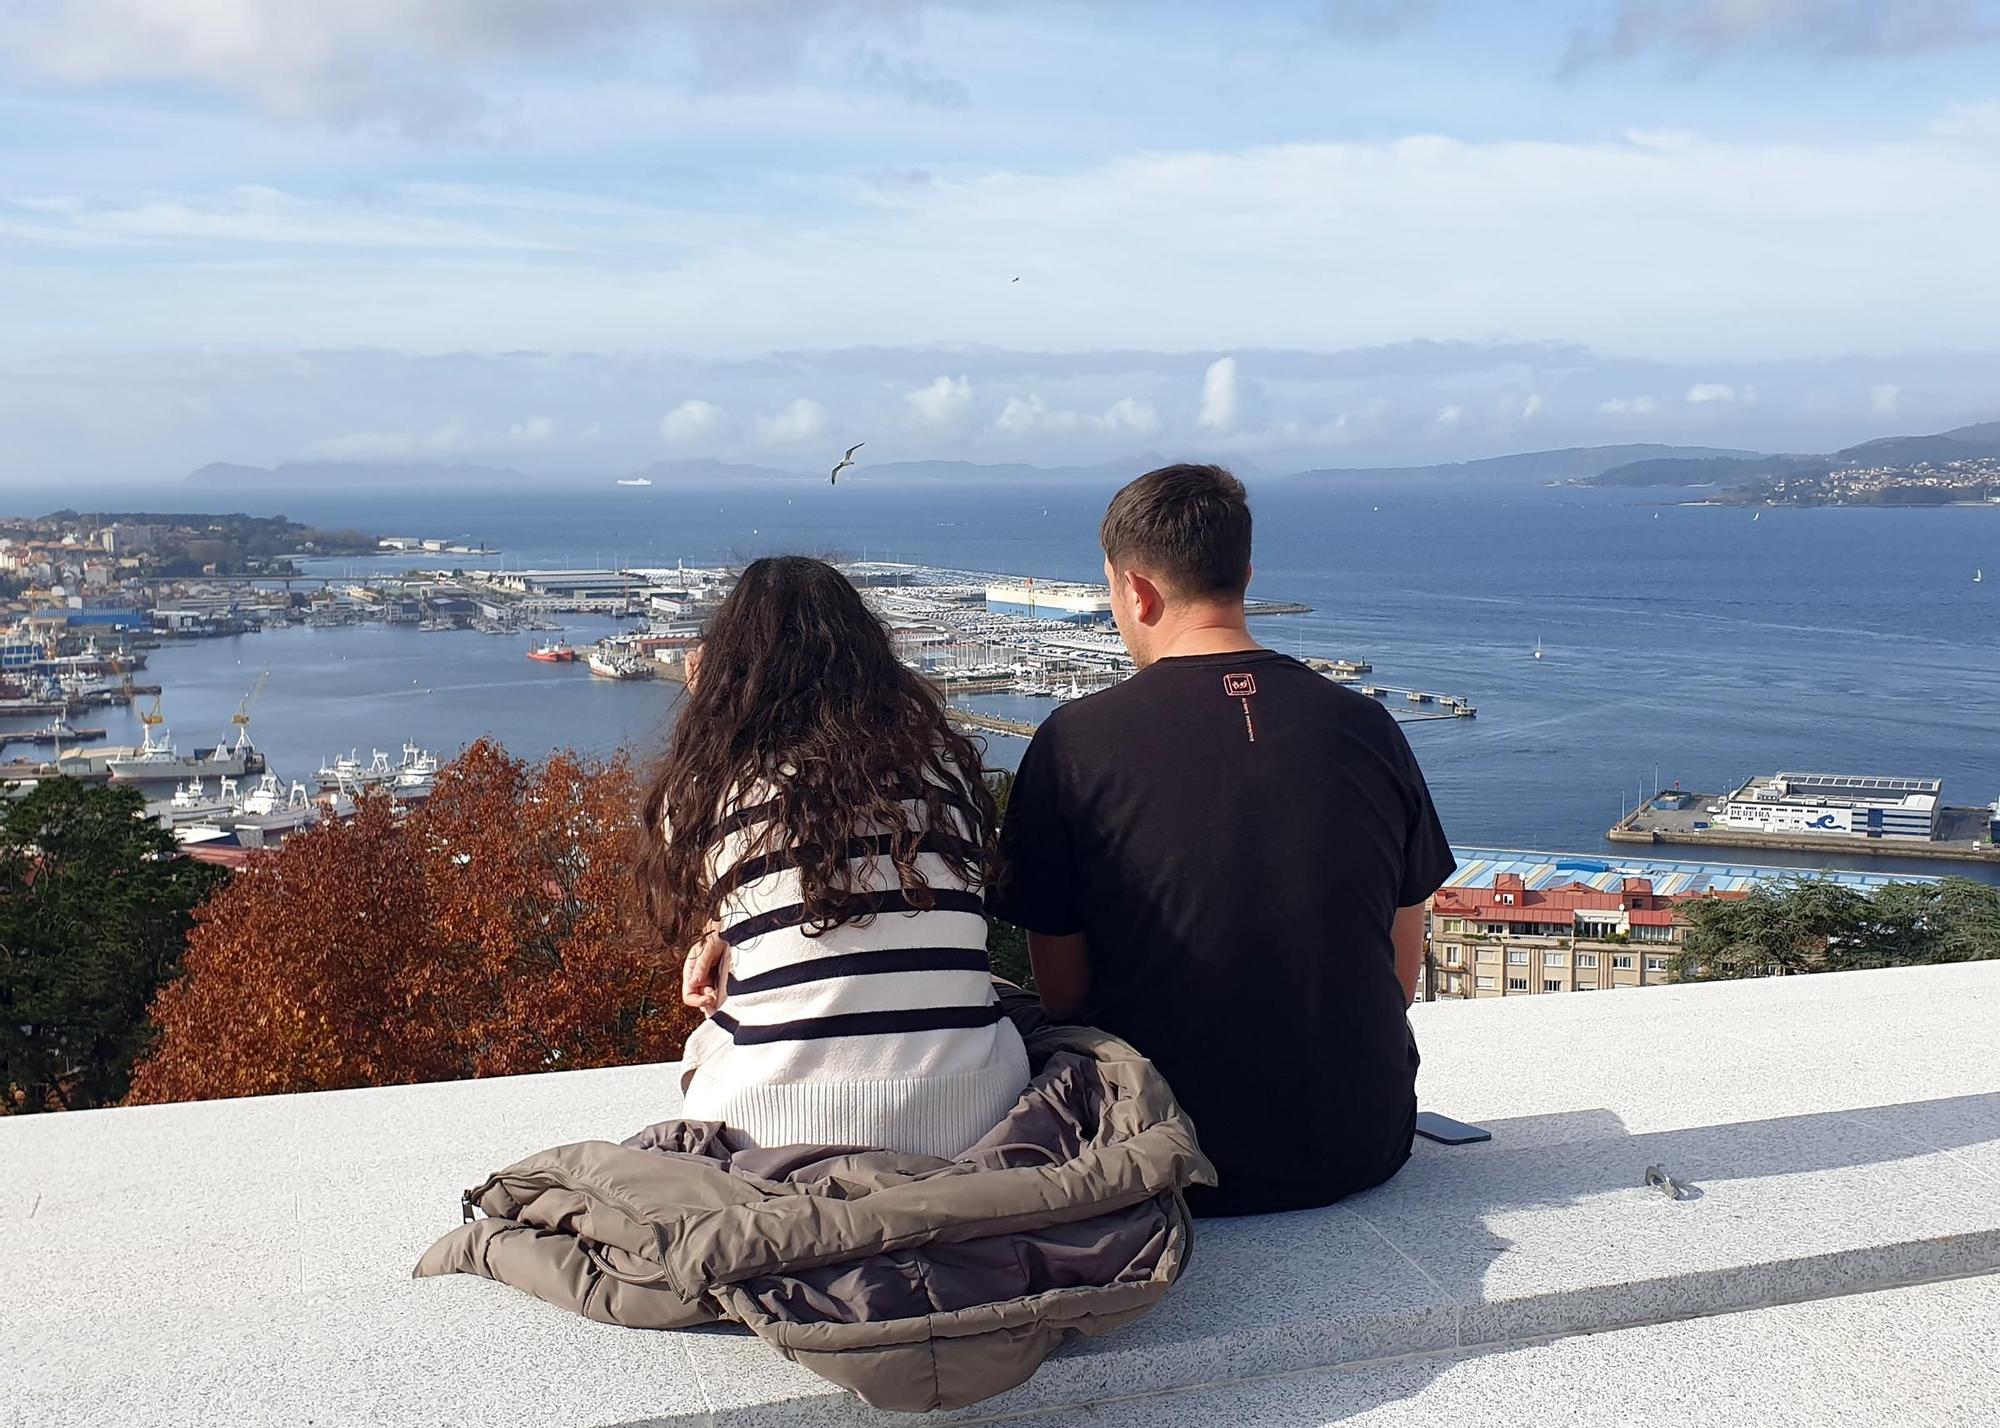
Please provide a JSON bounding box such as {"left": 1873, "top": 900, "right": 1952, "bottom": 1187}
{"left": 1198, "top": 356, "right": 1239, "bottom": 432}
{"left": 507, "top": 416, "right": 555, "bottom": 445}
{"left": 1599, "top": 395, "right": 1662, "bottom": 415}
{"left": 1562, "top": 0, "right": 1998, "bottom": 75}
{"left": 992, "top": 393, "right": 1159, "bottom": 439}
{"left": 1520, "top": 393, "right": 1545, "bottom": 420}
{"left": 1435, "top": 403, "right": 1465, "bottom": 430}
{"left": 17, "top": 122, "right": 2000, "bottom": 364}
{"left": 1686, "top": 382, "right": 1738, "bottom": 404}
{"left": 1098, "top": 396, "right": 1161, "bottom": 438}
{"left": 755, "top": 397, "right": 827, "bottom": 445}
{"left": 1871, "top": 382, "right": 1902, "bottom": 415}
{"left": 903, "top": 374, "right": 972, "bottom": 430}
{"left": 659, "top": 399, "right": 725, "bottom": 443}
{"left": 7, "top": 0, "right": 970, "bottom": 125}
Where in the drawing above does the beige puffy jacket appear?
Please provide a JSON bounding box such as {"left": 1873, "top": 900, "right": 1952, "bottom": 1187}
{"left": 415, "top": 996, "right": 1216, "bottom": 1413}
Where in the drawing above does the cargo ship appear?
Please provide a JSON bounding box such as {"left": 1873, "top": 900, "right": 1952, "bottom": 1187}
{"left": 527, "top": 642, "right": 576, "bottom": 663}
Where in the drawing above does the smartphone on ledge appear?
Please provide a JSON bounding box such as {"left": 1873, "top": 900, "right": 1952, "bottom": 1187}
{"left": 1414, "top": 1111, "right": 1491, "bottom": 1145}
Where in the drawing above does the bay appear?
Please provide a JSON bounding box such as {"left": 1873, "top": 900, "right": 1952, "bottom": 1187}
{"left": 11, "top": 473, "right": 1998, "bottom": 881}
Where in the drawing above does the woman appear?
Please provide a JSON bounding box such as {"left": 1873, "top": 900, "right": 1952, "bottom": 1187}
{"left": 638, "top": 556, "right": 1030, "bottom": 1158}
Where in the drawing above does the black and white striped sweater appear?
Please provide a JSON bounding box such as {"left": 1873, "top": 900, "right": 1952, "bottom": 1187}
{"left": 678, "top": 766, "right": 1029, "bottom": 1157}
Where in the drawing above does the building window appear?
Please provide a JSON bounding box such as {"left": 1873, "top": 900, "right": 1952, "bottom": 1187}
{"left": 1440, "top": 919, "right": 1463, "bottom": 933}
{"left": 1645, "top": 957, "right": 1668, "bottom": 973}
{"left": 1573, "top": 981, "right": 1594, "bottom": 990}
{"left": 1476, "top": 976, "right": 1496, "bottom": 990}
{"left": 1478, "top": 947, "right": 1498, "bottom": 962}
{"left": 1506, "top": 977, "right": 1528, "bottom": 992}
{"left": 1576, "top": 953, "right": 1598, "bottom": 968}
{"left": 1612, "top": 955, "right": 1635, "bottom": 970}
{"left": 1507, "top": 950, "right": 1529, "bottom": 965}
{"left": 1543, "top": 979, "right": 1563, "bottom": 992}
{"left": 1544, "top": 951, "right": 1566, "bottom": 967}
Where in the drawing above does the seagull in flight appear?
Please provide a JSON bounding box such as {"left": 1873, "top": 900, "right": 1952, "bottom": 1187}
{"left": 830, "top": 441, "right": 865, "bottom": 485}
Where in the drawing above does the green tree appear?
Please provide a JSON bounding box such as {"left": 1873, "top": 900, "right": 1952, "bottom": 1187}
{"left": 1673, "top": 877, "right": 2000, "bottom": 982}
{"left": 0, "top": 780, "right": 227, "bottom": 1112}
{"left": 985, "top": 769, "right": 1035, "bottom": 991}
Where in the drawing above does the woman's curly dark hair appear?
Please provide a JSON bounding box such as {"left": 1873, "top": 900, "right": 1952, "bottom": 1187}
{"left": 637, "top": 555, "right": 998, "bottom": 954}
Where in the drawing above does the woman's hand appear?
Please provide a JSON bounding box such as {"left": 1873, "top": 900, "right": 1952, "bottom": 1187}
{"left": 681, "top": 927, "right": 729, "bottom": 1013}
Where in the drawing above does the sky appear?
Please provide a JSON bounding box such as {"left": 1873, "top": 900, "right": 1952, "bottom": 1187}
{"left": 4, "top": 0, "right": 2000, "bottom": 482}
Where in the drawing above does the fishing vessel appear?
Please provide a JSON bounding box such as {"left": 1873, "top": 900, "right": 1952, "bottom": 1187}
{"left": 315, "top": 742, "right": 440, "bottom": 797}
{"left": 586, "top": 649, "right": 649, "bottom": 680}
{"left": 315, "top": 748, "right": 394, "bottom": 793}
{"left": 391, "top": 742, "right": 440, "bottom": 800}
{"left": 527, "top": 642, "right": 576, "bottom": 663}
{"left": 157, "top": 776, "right": 241, "bottom": 826}
{"left": 106, "top": 722, "right": 260, "bottom": 784}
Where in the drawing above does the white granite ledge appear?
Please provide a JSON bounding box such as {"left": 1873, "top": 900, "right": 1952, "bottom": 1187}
{"left": 4, "top": 962, "right": 1997, "bottom": 1428}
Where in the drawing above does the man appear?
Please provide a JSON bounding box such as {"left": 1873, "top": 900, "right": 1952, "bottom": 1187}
{"left": 991, "top": 464, "right": 1454, "bottom": 1217}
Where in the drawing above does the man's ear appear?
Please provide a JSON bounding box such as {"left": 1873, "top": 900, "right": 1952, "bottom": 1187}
{"left": 1128, "top": 569, "right": 1166, "bottom": 625}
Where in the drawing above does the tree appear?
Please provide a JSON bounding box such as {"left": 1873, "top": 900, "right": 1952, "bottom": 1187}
{"left": 985, "top": 769, "right": 1035, "bottom": 991}
{"left": 1672, "top": 877, "right": 2000, "bottom": 982}
{"left": 0, "top": 780, "right": 226, "bottom": 1113}
{"left": 129, "top": 740, "right": 697, "bottom": 1105}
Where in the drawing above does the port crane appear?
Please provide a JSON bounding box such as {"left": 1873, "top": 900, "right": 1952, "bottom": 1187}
{"left": 231, "top": 669, "right": 268, "bottom": 748}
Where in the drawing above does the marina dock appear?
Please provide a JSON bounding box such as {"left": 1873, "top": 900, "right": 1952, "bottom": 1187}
{"left": 945, "top": 708, "right": 1037, "bottom": 740}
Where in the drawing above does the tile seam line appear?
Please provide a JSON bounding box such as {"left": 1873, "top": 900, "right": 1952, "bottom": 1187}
{"left": 1753, "top": 1280, "right": 1966, "bottom": 1428}
{"left": 1694, "top": 1017, "right": 1995, "bottom": 1175}
{"left": 927, "top": 1265, "right": 2000, "bottom": 1428}
{"left": 1837, "top": 1106, "right": 2000, "bottom": 1191}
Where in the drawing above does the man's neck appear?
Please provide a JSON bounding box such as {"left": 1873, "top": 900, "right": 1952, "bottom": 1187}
{"left": 1148, "top": 608, "right": 1262, "bottom": 662}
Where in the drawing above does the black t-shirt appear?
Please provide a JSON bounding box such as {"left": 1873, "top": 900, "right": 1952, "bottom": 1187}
{"left": 991, "top": 648, "right": 1455, "bottom": 1216}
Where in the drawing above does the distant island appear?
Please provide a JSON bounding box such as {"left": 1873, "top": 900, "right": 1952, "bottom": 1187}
{"left": 9, "top": 509, "right": 377, "bottom": 578}
{"left": 1579, "top": 421, "right": 2000, "bottom": 507}
{"left": 1291, "top": 443, "right": 1758, "bottom": 483}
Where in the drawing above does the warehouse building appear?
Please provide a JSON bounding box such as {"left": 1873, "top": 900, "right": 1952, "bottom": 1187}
{"left": 1718, "top": 771, "right": 1940, "bottom": 842}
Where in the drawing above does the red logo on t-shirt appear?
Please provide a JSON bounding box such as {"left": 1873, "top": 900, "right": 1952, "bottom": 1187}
{"left": 1223, "top": 672, "right": 1258, "bottom": 697}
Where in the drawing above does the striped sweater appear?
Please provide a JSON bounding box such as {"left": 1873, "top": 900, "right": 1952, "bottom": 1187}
{"left": 678, "top": 765, "right": 1030, "bottom": 1159}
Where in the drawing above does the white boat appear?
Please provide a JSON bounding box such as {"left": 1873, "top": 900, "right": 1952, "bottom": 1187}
{"left": 234, "top": 774, "right": 318, "bottom": 831}
{"left": 316, "top": 748, "right": 395, "bottom": 793}
{"left": 392, "top": 742, "right": 440, "bottom": 799}
{"left": 107, "top": 723, "right": 258, "bottom": 784}
{"left": 158, "top": 776, "right": 240, "bottom": 825}
{"left": 1977, "top": 569, "right": 1985, "bottom": 585}
{"left": 616, "top": 478, "right": 653, "bottom": 487}
{"left": 586, "top": 650, "right": 648, "bottom": 680}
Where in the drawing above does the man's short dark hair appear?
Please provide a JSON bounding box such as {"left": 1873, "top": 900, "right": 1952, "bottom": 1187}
{"left": 1099, "top": 463, "right": 1252, "bottom": 597}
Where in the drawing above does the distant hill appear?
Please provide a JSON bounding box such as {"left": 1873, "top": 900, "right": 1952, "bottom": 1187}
{"left": 864, "top": 456, "right": 1169, "bottom": 483}
{"left": 1832, "top": 420, "right": 2000, "bottom": 467}
{"left": 1586, "top": 453, "right": 1829, "bottom": 488}
{"left": 1588, "top": 418, "right": 2000, "bottom": 488}
{"left": 1291, "top": 443, "right": 1759, "bottom": 483}
{"left": 189, "top": 461, "right": 540, "bottom": 486}
{"left": 624, "top": 457, "right": 809, "bottom": 482}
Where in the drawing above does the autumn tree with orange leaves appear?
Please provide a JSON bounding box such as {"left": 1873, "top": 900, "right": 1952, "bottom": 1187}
{"left": 130, "top": 740, "right": 697, "bottom": 1104}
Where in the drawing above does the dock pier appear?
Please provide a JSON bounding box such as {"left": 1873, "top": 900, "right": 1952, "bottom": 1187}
{"left": 945, "top": 709, "right": 1037, "bottom": 740}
